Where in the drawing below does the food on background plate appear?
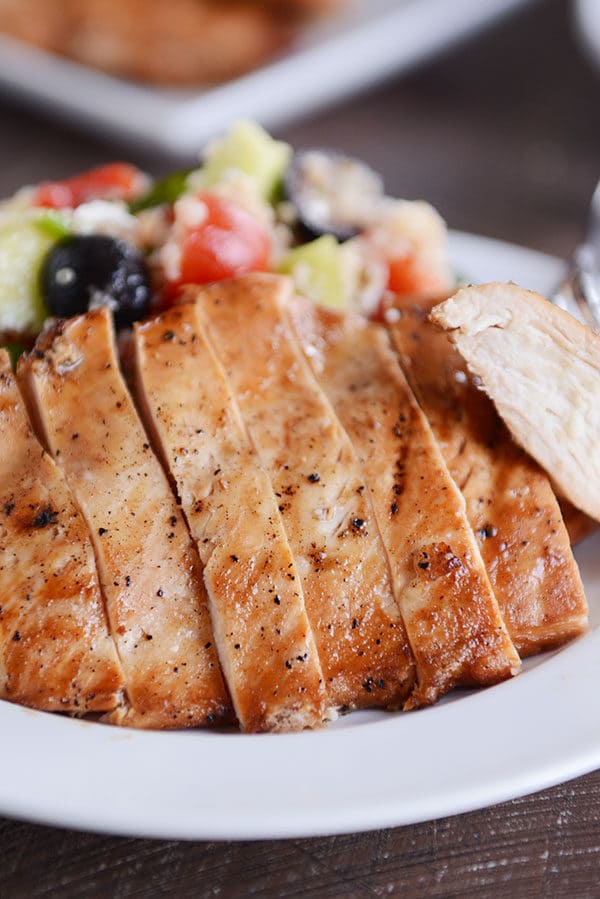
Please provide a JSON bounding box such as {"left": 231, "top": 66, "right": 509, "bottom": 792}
{"left": 0, "top": 0, "right": 345, "bottom": 86}
{"left": 0, "top": 123, "right": 593, "bottom": 732}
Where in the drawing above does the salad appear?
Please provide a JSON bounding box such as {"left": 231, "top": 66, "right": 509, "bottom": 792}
{"left": 0, "top": 121, "right": 453, "bottom": 358}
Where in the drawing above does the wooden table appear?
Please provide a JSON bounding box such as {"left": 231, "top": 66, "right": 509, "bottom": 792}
{"left": 1, "top": 1, "right": 600, "bottom": 895}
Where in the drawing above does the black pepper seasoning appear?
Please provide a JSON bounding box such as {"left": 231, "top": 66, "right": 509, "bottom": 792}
{"left": 31, "top": 506, "right": 58, "bottom": 528}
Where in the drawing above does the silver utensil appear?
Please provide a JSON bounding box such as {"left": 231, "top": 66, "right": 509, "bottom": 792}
{"left": 553, "top": 178, "right": 600, "bottom": 328}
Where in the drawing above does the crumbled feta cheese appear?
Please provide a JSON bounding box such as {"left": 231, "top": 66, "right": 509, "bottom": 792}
{"left": 156, "top": 195, "right": 208, "bottom": 283}
{"left": 270, "top": 222, "right": 294, "bottom": 267}
{"left": 159, "top": 239, "right": 182, "bottom": 283}
{"left": 383, "top": 307, "right": 401, "bottom": 324}
{"left": 72, "top": 200, "right": 138, "bottom": 242}
{"left": 201, "top": 171, "right": 273, "bottom": 229}
{"left": 88, "top": 290, "right": 119, "bottom": 312}
{"left": 298, "top": 151, "right": 383, "bottom": 233}
{"left": 135, "top": 206, "right": 171, "bottom": 249}
{"left": 174, "top": 195, "right": 208, "bottom": 230}
{"left": 289, "top": 260, "right": 315, "bottom": 300}
{"left": 366, "top": 199, "right": 453, "bottom": 296}
{"left": 340, "top": 237, "right": 388, "bottom": 316}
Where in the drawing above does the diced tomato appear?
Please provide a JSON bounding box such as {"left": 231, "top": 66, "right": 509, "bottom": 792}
{"left": 166, "top": 194, "right": 270, "bottom": 299}
{"left": 387, "top": 254, "right": 425, "bottom": 296}
{"left": 32, "top": 163, "right": 146, "bottom": 209}
{"left": 387, "top": 253, "right": 450, "bottom": 299}
{"left": 370, "top": 254, "right": 440, "bottom": 321}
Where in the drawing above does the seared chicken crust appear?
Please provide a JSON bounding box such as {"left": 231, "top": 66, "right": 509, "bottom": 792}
{"left": 0, "top": 350, "right": 124, "bottom": 713}
{"left": 390, "top": 297, "right": 588, "bottom": 655}
{"left": 19, "top": 309, "right": 230, "bottom": 728}
{"left": 0, "top": 276, "right": 591, "bottom": 731}
{"left": 292, "top": 299, "right": 520, "bottom": 704}
{"left": 193, "top": 274, "right": 416, "bottom": 712}
{"left": 133, "top": 302, "right": 329, "bottom": 732}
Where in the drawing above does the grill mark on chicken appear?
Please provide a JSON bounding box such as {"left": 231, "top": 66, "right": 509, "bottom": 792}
{"left": 132, "top": 302, "right": 329, "bottom": 732}
{"left": 291, "top": 298, "right": 520, "bottom": 705}
{"left": 0, "top": 350, "right": 124, "bottom": 713}
{"left": 18, "top": 309, "right": 230, "bottom": 728}
{"left": 389, "top": 298, "right": 588, "bottom": 655}
{"left": 192, "top": 274, "right": 416, "bottom": 712}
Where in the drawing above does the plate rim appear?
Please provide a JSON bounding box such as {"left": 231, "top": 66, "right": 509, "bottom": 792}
{"left": 1, "top": 231, "right": 598, "bottom": 842}
{"left": 574, "top": 0, "right": 600, "bottom": 76}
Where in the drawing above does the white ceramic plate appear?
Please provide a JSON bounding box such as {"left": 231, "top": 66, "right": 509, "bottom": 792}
{"left": 0, "top": 0, "right": 533, "bottom": 155}
{"left": 2, "top": 231, "right": 599, "bottom": 841}
{"left": 574, "top": 0, "right": 600, "bottom": 75}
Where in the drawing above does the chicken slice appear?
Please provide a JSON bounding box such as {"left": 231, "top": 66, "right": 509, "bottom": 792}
{"left": 431, "top": 282, "right": 600, "bottom": 522}
{"left": 0, "top": 350, "right": 124, "bottom": 714}
{"left": 560, "top": 500, "right": 597, "bottom": 546}
{"left": 132, "top": 303, "right": 329, "bottom": 732}
{"left": 18, "top": 309, "right": 230, "bottom": 729}
{"left": 193, "top": 274, "right": 416, "bottom": 712}
{"left": 291, "top": 298, "right": 520, "bottom": 705}
{"left": 390, "top": 298, "right": 588, "bottom": 655}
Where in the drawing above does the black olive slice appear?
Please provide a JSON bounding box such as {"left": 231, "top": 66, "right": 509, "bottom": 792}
{"left": 285, "top": 149, "right": 384, "bottom": 242}
{"left": 40, "top": 235, "right": 151, "bottom": 328}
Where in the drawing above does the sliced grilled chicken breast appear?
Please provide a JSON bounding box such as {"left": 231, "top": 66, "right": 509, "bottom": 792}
{"left": 19, "top": 309, "right": 230, "bottom": 729}
{"left": 291, "top": 299, "right": 520, "bottom": 704}
{"left": 0, "top": 350, "right": 124, "bottom": 713}
{"left": 560, "top": 500, "right": 597, "bottom": 546}
{"left": 133, "top": 303, "right": 329, "bottom": 732}
{"left": 390, "top": 298, "right": 588, "bottom": 655}
{"left": 431, "top": 283, "right": 600, "bottom": 522}
{"left": 192, "top": 274, "right": 416, "bottom": 712}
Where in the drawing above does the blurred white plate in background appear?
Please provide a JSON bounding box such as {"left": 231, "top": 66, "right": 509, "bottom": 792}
{"left": 0, "top": 0, "right": 533, "bottom": 156}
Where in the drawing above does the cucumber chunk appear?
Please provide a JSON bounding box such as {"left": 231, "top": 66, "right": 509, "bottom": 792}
{"left": 0, "top": 219, "right": 53, "bottom": 335}
{"left": 198, "top": 122, "right": 291, "bottom": 202}
{"left": 279, "top": 235, "right": 346, "bottom": 310}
